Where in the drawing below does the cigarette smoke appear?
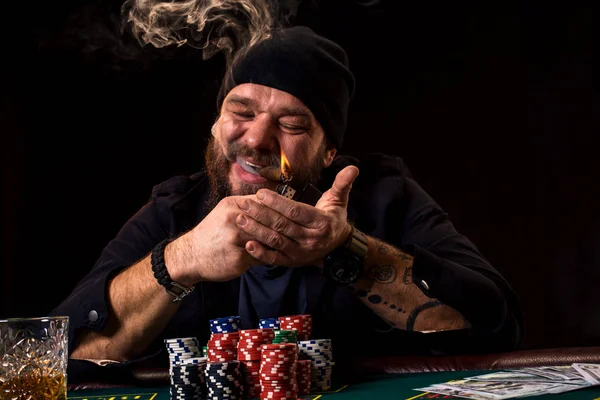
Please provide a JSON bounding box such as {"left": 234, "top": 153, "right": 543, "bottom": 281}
{"left": 120, "top": 0, "right": 301, "bottom": 71}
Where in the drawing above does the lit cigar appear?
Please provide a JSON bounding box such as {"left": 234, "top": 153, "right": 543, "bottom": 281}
{"left": 257, "top": 166, "right": 283, "bottom": 181}
{"left": 257, "top": 151, "right": 322, "bottom": 205}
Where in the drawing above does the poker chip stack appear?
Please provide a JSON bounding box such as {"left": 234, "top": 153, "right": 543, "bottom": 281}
{"left": 259, "top": 343, "right": 298, "bottom": 400}
{"left": 207, "top": 316, "right": 241, "bottom": 363}
{"left": 207, "top": 332, "right": 239, "bottom": 362}
{"left": 205, "top": 360, "right": 244, "bottom": 399}
{"left": 298, "top": 339, "right": 335, "bottom": 392}
{"left": 278, "top": 314, "right": 313, "bottom": 340}
{"left": 296, "top": 359, "right": 312, "bottom": 395}
{"left": 259, "top": 318, "right": 280, "bottom": 330}
{"left": 164, "top": 337, "right": 207, "bottom": 399}
{"left": 272, "top": 330, "right": 297, "bottom": 344}
{"left": 237, "top": 328, "right": 276, "bottom": 398}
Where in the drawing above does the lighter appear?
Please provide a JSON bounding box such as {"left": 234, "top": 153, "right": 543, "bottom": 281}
{"left": 276, "top": 181, "right": 322, "bottom": 206}
{"left": 257, "top": 166, "right": 323, "bottom": 206}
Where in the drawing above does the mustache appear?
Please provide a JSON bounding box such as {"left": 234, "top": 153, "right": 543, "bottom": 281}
{"left": 226, "top": 142, "right": 280, "bottom": 167}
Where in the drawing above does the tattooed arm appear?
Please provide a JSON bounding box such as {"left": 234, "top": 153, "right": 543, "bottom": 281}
{"left": 350, "top": 237, "right": 470, "bottom": 332}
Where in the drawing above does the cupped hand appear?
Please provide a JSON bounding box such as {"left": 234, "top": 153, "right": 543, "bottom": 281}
{"left": 234, "top": 166, "right": 360, "bottom": 266}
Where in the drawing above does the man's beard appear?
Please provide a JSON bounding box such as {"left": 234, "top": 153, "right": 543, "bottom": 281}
{"left": 204, "top": 137, "right": 327, "bottom": 210}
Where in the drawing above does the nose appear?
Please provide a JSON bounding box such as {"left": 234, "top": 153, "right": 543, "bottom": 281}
{"left": 242, "top": 115, "right": 278, "bottom": 153}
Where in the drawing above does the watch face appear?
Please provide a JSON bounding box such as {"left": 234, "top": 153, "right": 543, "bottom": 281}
{"left": 329, "top": 258, "right": 361, "bottom": 284}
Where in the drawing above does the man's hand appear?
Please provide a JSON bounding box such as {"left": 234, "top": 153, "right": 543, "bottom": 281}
{"left": 234, "top": 166, "right": 360, "bottom": 266}
{"left": 168, "top": 195, "right": 264, "bottom": 284}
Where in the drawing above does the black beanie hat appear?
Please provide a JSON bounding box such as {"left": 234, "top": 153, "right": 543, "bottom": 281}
{"left": 217, "top": 26, "right": 355, "bottom": 149}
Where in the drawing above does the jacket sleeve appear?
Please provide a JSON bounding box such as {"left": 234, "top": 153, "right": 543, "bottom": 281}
{"left": 352, "top": 154, "right": 524, "bottom": 354}
{"left": 48, "top": 176, "right": 193, "bottom": 356}
{"left": 399, "top": 175, "right": 524, "bottom": 353}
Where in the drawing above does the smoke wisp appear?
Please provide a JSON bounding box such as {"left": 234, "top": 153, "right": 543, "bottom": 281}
{"left": 121, "top": 0, "right": 302, "bottom": 71}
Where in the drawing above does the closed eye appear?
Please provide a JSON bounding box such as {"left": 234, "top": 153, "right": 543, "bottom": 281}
{"left": 233, "top": 111, "right": 254, "bottom": 119}
{"left": 281, "top": 124, "right": 307, "bottom": 134}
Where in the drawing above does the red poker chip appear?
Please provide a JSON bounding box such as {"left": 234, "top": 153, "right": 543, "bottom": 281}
{"left": 208, "top": 351, "right": 237, "bottom": 356}
{"left": 260, "top": 392, "right": 297, "bottom": 396}
{"left": 260, "top": 380, "right": 297, "bottom": 385}
{"left": 261, "top": 384, "right": 297, "bottom": 388}
{"left": 260, "top": 362, "right": 296, "bottom": 367}
{"left": 260, "top": 369, "right": 297, "bottom": 375}
{"left": 260, "top": 367, "right": 296, "bottom": 373}
{"left": 260, "top": 343, "right": 297, "bottom": 351}
{"left": 261, "top": 353, "right": 298, "bottom": 358}
{"left": 260, "top": 366, "right": 297, "bottom": 372}
{"left": 259, "top": 373, "right": 294, "bottom": 379}
{"left": 211, "top": 332, "right": 240, "bottom": 337}
{"left": 241, "top": 328, "right": 275, "bottom": 334}
{"left": 260, "top": 360, "right": 295, "bottom": 365}
{"left": 262, "top": 349, "right": 297, "bottom": 354}
{"left": 238, "top": 354, "right": 262, "bottom": 360}
{"left": 260, "top": 396, "right": 297, "bottom": 400}
{"left": 260, "top": 361, "right": 296, "bottom": 366}
{"left": 260, "top": 389, "right": 297, "bottom": 395}
{"left": 208, "top": 342, "right": 239, "bottom": 347}
{"left": 260, "top": 364, "right": 296, "bottom": 369}
{"left": 260, "top": 379, "right": 297, "bottom": 386}
{"left": 260, "top": 385, "right": 297, "bottom": 391}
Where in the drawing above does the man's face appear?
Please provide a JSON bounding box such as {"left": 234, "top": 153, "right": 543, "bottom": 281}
{"left": 205, "top": 83, "right": 337, "bottom": 205}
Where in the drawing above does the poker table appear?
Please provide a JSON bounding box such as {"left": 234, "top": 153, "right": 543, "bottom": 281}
{"left": 67, "top": 347, "right": 600, "bottom": 400}
{"left": 67, "top": 370, "right": 600, "bottom": 400}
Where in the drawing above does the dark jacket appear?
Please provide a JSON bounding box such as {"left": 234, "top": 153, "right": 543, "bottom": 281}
{"left": 51, "top": 153, "right": 524, "bottom": 369}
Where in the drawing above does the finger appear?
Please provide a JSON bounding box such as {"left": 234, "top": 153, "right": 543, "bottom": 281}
{"left": 234, "top": 197, "right": 305, "bottom": 241}
{"left": 255, "top": 189, "right": 323, "bottom": 229}
{"left": 235, "top": 213, "right": 296, "bottom": 251}
{"left": 316, "top": 166, "right": 359, "bottom": 210}
{"left": 245, "top": 240, "right": 294, "bottom": 266}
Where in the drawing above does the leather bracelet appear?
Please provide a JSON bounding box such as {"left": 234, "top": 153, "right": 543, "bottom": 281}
{"left": 150, "top": 238, "right": 195, "bottom": 303}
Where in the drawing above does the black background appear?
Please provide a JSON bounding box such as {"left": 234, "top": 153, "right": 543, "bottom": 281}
{"left": 1, "top": 1, "right": 596, "bottom": 350}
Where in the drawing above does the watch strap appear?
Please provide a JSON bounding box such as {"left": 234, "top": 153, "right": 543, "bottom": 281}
{"left": 344, "top": 226, "right": 368, "bottom": 261}
{"left": 151, "top": 238, "right": 195, "bottom": 303}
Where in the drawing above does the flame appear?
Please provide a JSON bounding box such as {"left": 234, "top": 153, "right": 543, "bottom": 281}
{"left": 280, "top": 149, "right": 292, "bottom": 180}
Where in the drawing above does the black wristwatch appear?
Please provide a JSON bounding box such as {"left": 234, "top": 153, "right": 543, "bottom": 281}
{"left": 323, "top": 227, "right": 369, "bottom": 284}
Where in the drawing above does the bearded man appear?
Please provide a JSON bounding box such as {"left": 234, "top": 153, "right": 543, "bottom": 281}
{"left": 51, "top": 26, "right": 523, "bottom": 372}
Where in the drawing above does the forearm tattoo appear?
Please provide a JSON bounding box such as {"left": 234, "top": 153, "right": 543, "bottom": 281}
{"left": 365, "top": 264, "right": 397, "bottom": 284}
{"left": 377, "top": 244, "right": 389, "bottom": 255}
{"left": 405, "top": 300, "right": 442, "bottom": 331}
{"left": 351, "top": 287, "right": 406, "bottom": 321}
{"left": 350, "top": 242, "right": 422, "bottom": 328}
{"left": 402, "top": 266, "right": 413, "bottom": 285}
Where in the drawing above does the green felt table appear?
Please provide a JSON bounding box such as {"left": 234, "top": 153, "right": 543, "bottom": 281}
{"left": 68, "top": 370, "right": 600, "bottom": 400}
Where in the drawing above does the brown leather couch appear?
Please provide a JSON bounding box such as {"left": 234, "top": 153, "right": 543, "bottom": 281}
{"left": 67, "top": 346, "right": 600, "bottom": 391}
{"left": 355, "top": 346, "right": 600, "bottom": 374}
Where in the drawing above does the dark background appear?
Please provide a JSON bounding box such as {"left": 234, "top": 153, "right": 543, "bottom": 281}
{"left": 1, "top": 1, "right": 595, "bottom": 350}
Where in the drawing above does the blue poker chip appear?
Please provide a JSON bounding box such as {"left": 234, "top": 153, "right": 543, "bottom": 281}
{"left": 258, "top": 318, "right": 280, "bottom": 329}
{"left": 209, "top": 322, "right": 240, "bottom": 334}
{"left": 210, "top": 316, "right": 241, "bottom": 325}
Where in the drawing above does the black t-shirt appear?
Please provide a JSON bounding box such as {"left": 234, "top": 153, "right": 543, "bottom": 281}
{"left": 50, "top": 153, "right": 524, "bottom": 367}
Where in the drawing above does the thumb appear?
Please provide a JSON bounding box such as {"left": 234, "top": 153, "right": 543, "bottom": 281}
{"left": 316, "top": 166, "right": 359, "bottom": 210}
